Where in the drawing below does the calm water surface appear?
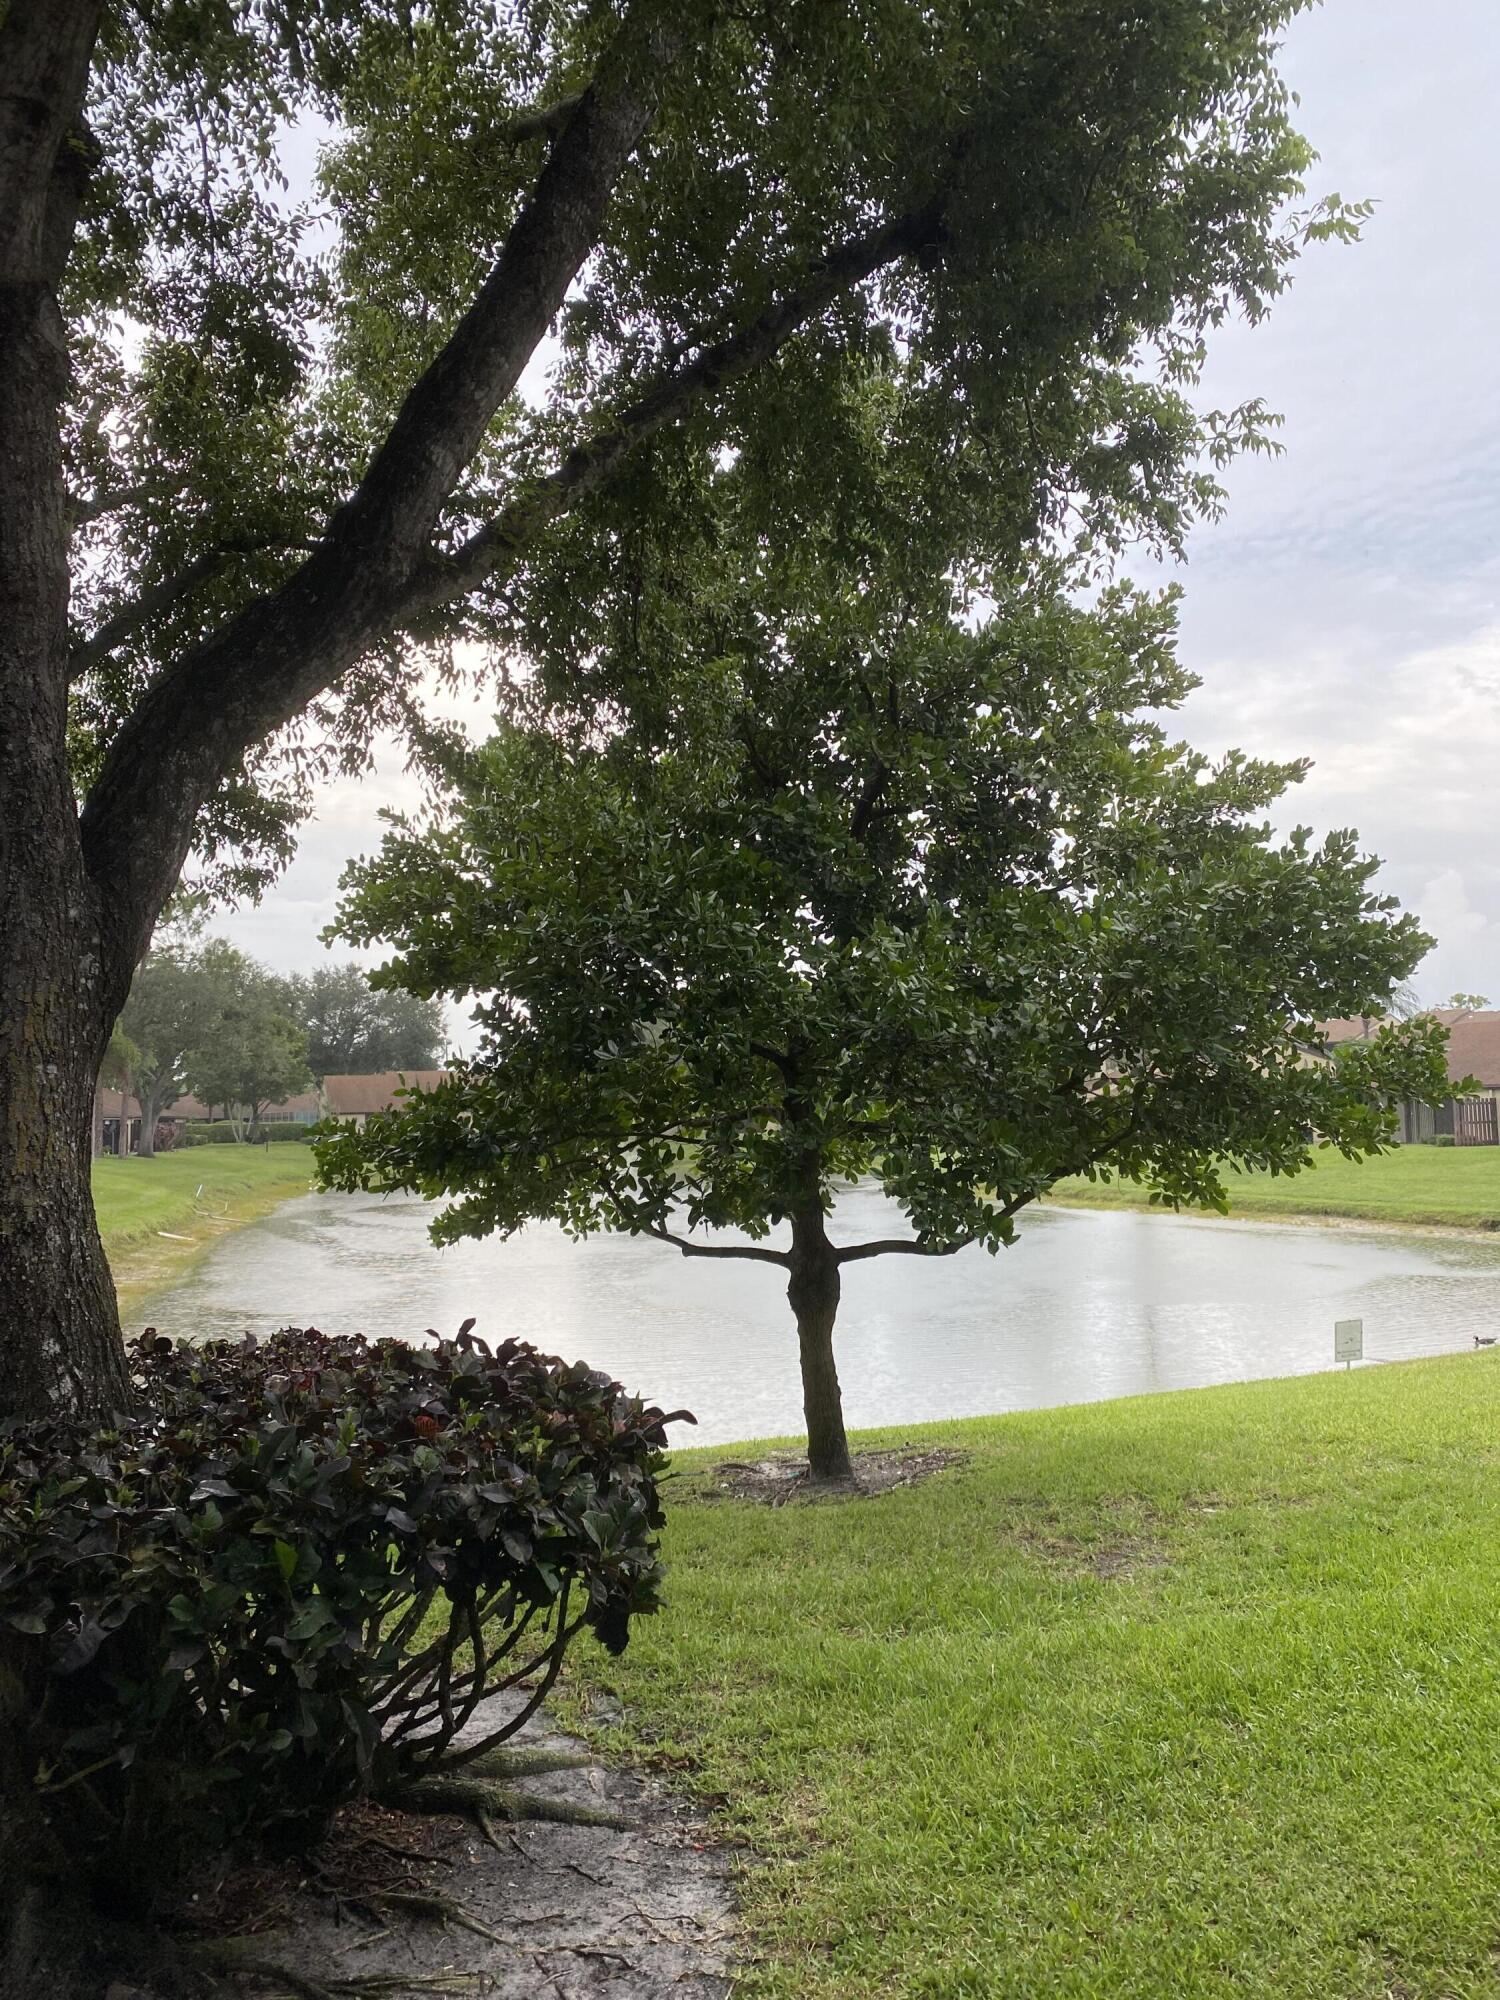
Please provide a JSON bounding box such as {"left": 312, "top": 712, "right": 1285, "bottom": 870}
{"left": 132, "top": 1188, "right": 1500, "bottom": 1447}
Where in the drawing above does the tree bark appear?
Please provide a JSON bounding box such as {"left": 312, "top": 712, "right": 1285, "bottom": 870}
{"left": 0, "top": 847, "right": 128, "bottom": 1420}
{"left": 0, "top": 0, "right": 128, "bottom": 1422}
{"left": 787, "top": 1202, "right": 853, "bottom": 1482}
{"left": 137, "top": 1080, "right": 159, "bottom": 1157}
{"left": 0, "top": 773, "right": 127, "bottom": 1416}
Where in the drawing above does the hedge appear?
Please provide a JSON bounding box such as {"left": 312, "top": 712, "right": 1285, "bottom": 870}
{"left": 0, "top": 1325, "right": 690, "bottom": 1906}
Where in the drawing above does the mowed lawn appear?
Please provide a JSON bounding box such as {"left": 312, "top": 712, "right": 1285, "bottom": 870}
{"left": 92, "top": 1148, "right": 313, "bottom": 1303}
{"left": 1051, "top": 1144, "right": 1500, "bottom": 1230}
{"left": 571, "top": 1356, "right": 1500, "bottom": 1999}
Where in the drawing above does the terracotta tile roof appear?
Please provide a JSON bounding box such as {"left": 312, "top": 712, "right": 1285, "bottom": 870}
{"left": 1431, "top": 1011, "right": 1500, "bottom": 1088}
{"left": 93, "top": 1090, "right": 203, "bottom": 1120}
{"left": 1317, "top": 1016, "right": 1383, "bottom": 1045}
{"left": 321, "top": 1071, "right": 448, "bottom": 1117}
{"left": 1317, "top": 1011, "right": 1500, "bottom": 1088}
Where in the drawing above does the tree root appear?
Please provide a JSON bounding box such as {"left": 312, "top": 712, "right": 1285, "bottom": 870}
{"left": 188, "top": 1919, "right": 494, "bottom": 1996}
{"left": 182, "top": 1934, "right": 343, "bottom": 1999}
{"left": 81, "top": 1754, "right": 627, "bottom": 1996}
{"left": 343, "top": 1886, "right": 505, "bottom": 1946}
{"left": 192, "top": 1956, "right": 486, "bottom": 1998}
{"left": 461, "top": 1743, "right": 596, "bottom": 1781}
{"left": 386, "top": 1772, "right": 630, "bottom": 1831}
{"left": 475, "top": 1806, "right": 520, "bottom": 1857}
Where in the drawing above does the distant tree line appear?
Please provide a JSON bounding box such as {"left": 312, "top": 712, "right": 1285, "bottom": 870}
{"left": 282, "top": 962, "right": 450, "bottom": 1081}
{"left": 112, "top": 940, "right": 446, "bottom": 1154}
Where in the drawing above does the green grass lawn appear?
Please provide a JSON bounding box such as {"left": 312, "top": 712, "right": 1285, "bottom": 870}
{"left": 1050, "top": 1144, "right": 1500, "bottom": 1230}
{"left": 92, "top": 1146, "right": 313, "bottom": 1305}
{"left": 570, "top": 1356, "right": 1500, "bottom": 1998}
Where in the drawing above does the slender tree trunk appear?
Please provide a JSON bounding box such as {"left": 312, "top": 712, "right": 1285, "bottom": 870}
{"left": 137, "top": 1079, "right": 162, "bottom": 1158}
{"left": 787, "top": 1201, "right": 853, "bottom": 1482}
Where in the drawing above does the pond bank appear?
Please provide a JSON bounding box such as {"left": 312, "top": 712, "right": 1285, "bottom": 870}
{"left": 94, "top": 1148, "right": 314, "bottom": 1311}
{"left": 1049, "top": 1144, "right": 1500, "bottom": 1231}
{"left": 125, "top": 1187, "right": 1500, "bottom": 1447}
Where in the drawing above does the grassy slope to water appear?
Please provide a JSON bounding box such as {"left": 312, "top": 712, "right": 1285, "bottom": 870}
{"left": 1051, "top": 1144, "right": 1500, "bottom": 1230}
{"left": 93, "top": 1147, "right": 313, "bottom": 1307}
{"left": 572, "top": 1356, "right": 1500, "bottom": 1999}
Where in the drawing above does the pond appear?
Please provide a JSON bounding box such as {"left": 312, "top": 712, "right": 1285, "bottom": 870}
{"left": 131, "top": 1186, "right": 1500, "bottom": 1447}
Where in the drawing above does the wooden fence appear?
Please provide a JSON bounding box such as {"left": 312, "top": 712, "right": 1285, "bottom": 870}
{"left": 1455, "top": 1095, "right": 1500, "bottom": 1146}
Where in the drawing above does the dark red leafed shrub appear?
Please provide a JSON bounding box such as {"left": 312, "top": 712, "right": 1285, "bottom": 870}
{"left": 0, "top": 1325, "right": 689, "bottom": 1899}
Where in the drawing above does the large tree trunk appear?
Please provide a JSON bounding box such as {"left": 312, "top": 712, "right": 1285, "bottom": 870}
{"left": 0, "top": 853, "right": 128, "bottom": 1421}
{"left": 787, "top": 1202, "right": 853, "bottom": 1482}
{"left": 0, "top": 0, "right": 126, "bottom": 1424}
{"left": 0, "top": 0, "right": 709, "bottom": 1430}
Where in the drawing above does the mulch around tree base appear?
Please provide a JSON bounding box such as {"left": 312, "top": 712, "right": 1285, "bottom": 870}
{"left": 696, "top": 1444, "right": 968, "bottom": 1505}
{"left": 120, "top": 1701, "right": 737, "bottom": 2000}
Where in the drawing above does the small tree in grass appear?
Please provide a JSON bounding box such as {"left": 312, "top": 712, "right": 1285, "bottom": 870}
{"left": 319, "top": 578, "right": 1450, "bottom": 1482}
{"left": 187, "top": 991, "right": 313, "bottom": 1139}
{"left": 117, "top": 937, "right": 246, "bottom": 1155}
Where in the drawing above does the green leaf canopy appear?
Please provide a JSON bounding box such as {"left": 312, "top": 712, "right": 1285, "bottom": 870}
{"left": 69, "top": 0, "right": 1345, "bottom": 893}
{"left": 320, "top": 567, "right": 1448, "bottom": 1254}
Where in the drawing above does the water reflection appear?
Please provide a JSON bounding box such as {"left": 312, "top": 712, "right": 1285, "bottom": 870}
{"left": 131, "top": 1187, "right": 1500, "bottom": 1447}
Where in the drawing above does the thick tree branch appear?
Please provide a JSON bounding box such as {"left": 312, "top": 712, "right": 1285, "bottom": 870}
{"left": 500, "top": 92, "right": 585, "bottom": 145}
{"left": 395, "top": 196, "right": 947, "bottom": 627}
{"left": 69, "top": 537, "right": 315, "bottom": 677}
{"left": 835, "top": 1191, "right": 1036, "bottom": 1264}
{"left": 79, "top": 40, "right": 949, "bottom": 991}
{"left": 848, "top": 759, "right": 892, "bottom": 844}
{"left": 836, "top": 1234, "right": 977, "bottom": 1264}
{"left": 324, "top": 9, "right": 685, "bottom": 575}
{"left": 77, "top": 1, "right": 686, "bottom": 980}
{"left": 747, "top": 1039, "right": 796, "bottom": 1082}
{"left": 643, "top": 1221, "right": 790, "bottom": 1267}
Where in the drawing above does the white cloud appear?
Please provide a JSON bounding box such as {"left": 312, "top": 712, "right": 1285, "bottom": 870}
{"left": 1408, "top": 869, "right": 1500, "bottom": 1005}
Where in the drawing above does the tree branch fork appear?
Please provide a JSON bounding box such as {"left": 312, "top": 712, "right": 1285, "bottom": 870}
{"left": 70, "top": 2, "right": 955, "bottom": 977}
{"left": 643, "top": 1191, "right": 1034, "bottom": 1270}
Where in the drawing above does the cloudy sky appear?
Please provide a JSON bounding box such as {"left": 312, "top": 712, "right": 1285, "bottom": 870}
{"left": 218, "top": 0, "right": 1500, "bottom": 1021}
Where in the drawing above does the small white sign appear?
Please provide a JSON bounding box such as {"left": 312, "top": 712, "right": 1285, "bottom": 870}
{"left": 1335, "top": 1319, "right": 1364, "bottom": 1365}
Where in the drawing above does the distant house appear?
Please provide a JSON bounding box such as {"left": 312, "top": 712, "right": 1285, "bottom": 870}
{"left": 319, "top": 1071, "right": 447, "bottom": 1132}
{"left": 93, "top": 1073, "right": 445, "bottom": 1153}
{"left": 91, "top": 1086, "right": 322, "bottom": 1154}
{"left": 1319, "top": 1011, "right": 1500, "bottom": 1145}
{"left": 173, "top": 1091, "right": 323, "bottom": 1125}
